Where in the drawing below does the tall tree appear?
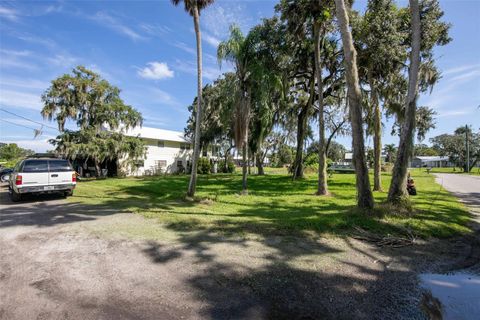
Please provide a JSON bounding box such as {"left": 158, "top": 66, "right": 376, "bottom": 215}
{"left": 171, "top": 0, "right": 214, "bottom": 197}
{"left": 41, "top": 66, "right": 144, "bottom": 176}
{"left": 353, "top": 0, "right": 407, "bottom": 191}
{"left": 218, "top": 25, "right": 252, "bottom": 194}
{"left": 334, "top": 0, "right": 374, "bottom": 209}
{"left": 388, "top": 0, "right": 450, "bottom": 202}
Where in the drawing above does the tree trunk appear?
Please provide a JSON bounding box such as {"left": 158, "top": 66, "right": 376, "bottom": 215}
{"left": 335, "top": 0, "right": 374, "bottom": 209}
{"left": 387, "top": 0, "right": 421, "bottom": 203}
{"left": 256, "top": 152, "right": 265, "bottom": 175}
{"left": 314, "top": 22, "right": 328, "bottom": 195}
{"left": 241, "top": 143, "right": 248, "bottom": 194}
{"left": 293, "top": 106, "right": 307, "bottom": 179}
{"left": 369, "top": 75, "right": 382, "bottom": 191}
{"left": 187, "top": 4, "right": 203, "bottom": 198}
{"left": 95, "top": 160, "right": 101, "bottom": 178}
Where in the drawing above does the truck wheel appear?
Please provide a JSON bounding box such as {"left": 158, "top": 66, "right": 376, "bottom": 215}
{"left": 64, "top": 190, "right": 73, "bottom": 197}
{"left": 10, "top": 189, "right": 22, "bottom": 202}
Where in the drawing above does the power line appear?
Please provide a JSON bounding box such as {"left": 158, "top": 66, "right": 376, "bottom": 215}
{"left": 0, "top": 108, "right": 59, "bottom": 131}
{"left": 0, "top": 119, "right": 57, "bottom": 136}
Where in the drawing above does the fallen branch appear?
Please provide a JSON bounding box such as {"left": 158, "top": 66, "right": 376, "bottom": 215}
{"left": 352, "top": 227, "right": 417, "bottom": 248}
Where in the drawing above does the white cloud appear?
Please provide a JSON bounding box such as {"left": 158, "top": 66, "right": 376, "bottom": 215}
{"left": 91, "top": 12, "right": 145, "bottom": 41}
{"left": 149, "top": 88, "right": 179, "bottom": 106}
{"left": 0, "top": 48, "right": 31, "bottom": 56}
{"left": 139, "top": 23, "right": 171, "bottom": 37}
{"left": 138, "top": 62, "right": 174, "bottom": 80}
{"left": 174, "top": 59, "right": 227, "bottom": 81}
{"left": 203, "top": 32, "right": 220, "bottom": 48}
{"left": 0, "top": 77, "right": 49, "bottom": 90}
{"left": 201, "top": 3, "right": 251, "bottom": 38}
{"left": 0, "top": 89, "right": 42, "bottom": 110}
{"left": 442, "top": 63, "right": 480, "bottom": 76}
{"left": 46, "top": 54, "right": 78, "bottom": 68}
{"left": 0, "top": 6, "right": 18, "bottom": 21}
{"left": 174, "top": 41, "right": 196, "bottom": 55}
{"left": 437, "top": 109, "right": 471, "bottom": 118}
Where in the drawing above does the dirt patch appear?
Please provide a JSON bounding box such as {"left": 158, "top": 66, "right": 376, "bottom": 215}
{"left": 1, "top": 188, "right": 478, "bottom": 320}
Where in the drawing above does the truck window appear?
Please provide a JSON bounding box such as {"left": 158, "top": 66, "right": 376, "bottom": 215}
{"left": 48, "top": 160, "right": 72, "bottom": 172}
{"left": 22, "top": 160, "right": 49, "bottom": 173}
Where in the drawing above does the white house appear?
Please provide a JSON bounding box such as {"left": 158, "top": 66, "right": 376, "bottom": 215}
{"left": 123, "top": 126, "right": 192, "bottom": 175}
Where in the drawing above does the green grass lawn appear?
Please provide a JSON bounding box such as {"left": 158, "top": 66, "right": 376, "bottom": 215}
{"left": 71, "top": 169, "right": 472, "bottom": 238}
{"left": 422, "top": 167, "right": 480, "bottom": 176}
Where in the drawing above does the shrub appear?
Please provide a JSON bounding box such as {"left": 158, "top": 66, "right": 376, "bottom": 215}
{"left": 381, "top": 162, "right": 394, "bottom": 172}
{"left": 197, "top": 157, "right": 211, "bottom": 174}
{"left": 219, "top": 158, "right": 236, "bottom": 173}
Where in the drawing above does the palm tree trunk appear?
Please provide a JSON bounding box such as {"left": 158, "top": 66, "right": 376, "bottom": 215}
{"left": 369, "top": 75, "right": 382, "bottom": 191}
{"left": 334, "top": 0, "right": 374, "bottom": 209}
{"left": 241, "top": 143, "right": 248, "bottom": 194}
{"left": 314, "top": 22, "right": 328, "bottom": 195}
{"left": 187, "top": 3, "right": 202, "bottom": 198}
{"left": 387, "top": 0, "right": 421, "bottom": 203}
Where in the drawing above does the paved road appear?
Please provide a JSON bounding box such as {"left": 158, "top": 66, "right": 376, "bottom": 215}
{"left": 434, "top": 173, "right": 480, "bottom": 219}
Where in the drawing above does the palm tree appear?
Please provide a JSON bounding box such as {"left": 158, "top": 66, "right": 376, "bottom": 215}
{"left": 383, "top": 143, "right": 397, "bottom": 163}
{"left": 171, "top": 0, "right": 214, "bottom": 198}
{"left": 334, "top": 0, "right": 374, "bottom": 209}
{"left": 388, "top": 0, "right": 421, "bottom": 203}
{"left": 217, "top": 25, "right": 251, "bottom": 194}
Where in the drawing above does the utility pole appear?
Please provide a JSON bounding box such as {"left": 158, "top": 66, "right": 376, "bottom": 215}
{"left": 466, "top": 124, "right": 470, "bottom": 173}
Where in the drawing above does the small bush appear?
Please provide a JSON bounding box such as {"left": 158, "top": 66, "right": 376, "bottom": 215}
{"left": 197, "top": 157, "right": 211, "bottom": 174}
{"left": 218, "top": 158, "right": 236, "bottom": 173}
{"left": 381, "top": 162, "right": 394, "bottom": 172}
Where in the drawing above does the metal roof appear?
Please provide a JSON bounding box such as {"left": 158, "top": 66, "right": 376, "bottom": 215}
{"left": 414, "top": 156, "right": 449, "bottom": 161}
{"left": 123, "top": 126, "right": 189, "bottom": 143}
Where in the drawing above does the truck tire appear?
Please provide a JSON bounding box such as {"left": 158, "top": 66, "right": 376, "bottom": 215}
{"left": 10, "top": 189, "right": 22, "bottom": 202}
{"left": 64, "top": 190, "right": 73, "bottom": 197}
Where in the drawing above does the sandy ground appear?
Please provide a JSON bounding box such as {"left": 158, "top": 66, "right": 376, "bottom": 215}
{"left": 0, "top": 180, "right": 478, "bottom": 320}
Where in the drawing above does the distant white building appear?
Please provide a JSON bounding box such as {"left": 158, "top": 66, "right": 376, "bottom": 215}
{"left": 123, "top": 126, "right": 192, "bottom": 175}
{"left": 410, "top": 156, "right": 452, "bottom": 168}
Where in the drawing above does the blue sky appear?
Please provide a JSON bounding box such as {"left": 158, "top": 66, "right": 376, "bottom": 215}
{"left": 0, "top": 0, "right": 479, "bottom": 152}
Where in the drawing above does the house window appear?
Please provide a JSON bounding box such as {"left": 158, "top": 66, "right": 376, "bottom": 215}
{"left": 177, "top": 160, "right": 183, "bottom": 167}
{"left": 155, "top": 160, "right": 167, "bottom": 168}
{"left": 157, "top": 140, "right": 165, "bottom": 148}
{"left": 202, "top": 149, "right": 208, "bottom": 157}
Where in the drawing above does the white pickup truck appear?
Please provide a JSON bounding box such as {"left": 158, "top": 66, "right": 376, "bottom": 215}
{"left": 8, "top": 157, "right": 76, "bottom": 202}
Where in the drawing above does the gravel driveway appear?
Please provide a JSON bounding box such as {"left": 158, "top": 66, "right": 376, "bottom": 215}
{"left": 0, "top": 183, "right": 476, "bottom": 320}
{"left": 434, "top": 173, "right": 480, "bottom": 218}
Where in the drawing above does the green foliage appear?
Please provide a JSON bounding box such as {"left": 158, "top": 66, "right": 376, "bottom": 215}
{"left": 42, "top": 66, "right": 145, "bottom": 175}
{"left": 218, "top": 158, "right": 236, "bottom": 173}
{"left": 307, "top": 140, "right": 346, "bottom": 162}
{"left": 304, "top": 153, "right": 318, "bottom": 169}
{"left": 383, "top": 143, "right": 397, "bottom": 163}
{"left": 430, "top": 126, "right": 479, "bottom": 172}
{"left": 414, "top": 143, "right": 438, "bottom": 156}
{"left": 272, "top": 144, "right": 294, "bottom": 167}
{"left": 197, "top": 157, "right": 212, "bottom": 174}
{"left": 0, "top": 143, "right": 34, "bottom": 163}
{"left": 42, "top": 66, "right": 142, "bottom": 132}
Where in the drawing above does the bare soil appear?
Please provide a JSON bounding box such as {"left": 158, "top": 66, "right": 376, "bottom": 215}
{"left": 0, "top": 184, "right": 478, "bottom": 320}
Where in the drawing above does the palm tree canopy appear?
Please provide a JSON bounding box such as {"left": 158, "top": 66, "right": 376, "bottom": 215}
{"left": 217, "top": 24, "right": 248, "bottom": 72}
{"left": 170, "top": 0, "right": 214, "bottom": 16}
